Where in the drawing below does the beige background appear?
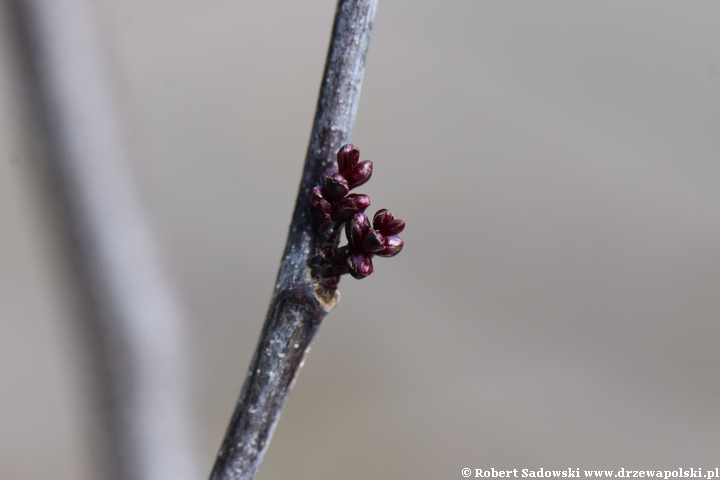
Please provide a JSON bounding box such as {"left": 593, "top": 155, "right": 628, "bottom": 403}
{"left": 2, "top": 1, "right": 720, "bottom": 478}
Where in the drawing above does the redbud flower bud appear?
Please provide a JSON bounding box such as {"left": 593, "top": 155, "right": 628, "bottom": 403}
{"left": 337, "top": 143, "right": 360, "bottom": 174}
{"left": 346, "top": 212, "right": 371, "bottom": 248}
{"left": 384, "top": 219, "right": 405, "bottom": 235}
{"left": 372, "top": 209, "right": 391, "bottom": 230}
{"left": 363, "top": 229, "right": 384, "bottom": 253}
{"left": 375, "top": 235, "right": 403, "bottom": 257}
{"left": 346, "top": 160, "right": 373, "bottom": 189}
{"left": 311, "top": 185, "right": 324, "bottom": 201}
{"left": 333, "top": 194, "right": 370, "bottom": 224}
{"left": 347, "top": 252, "right": 373, "bottom": 279}
{"left": 323, "top": 173, "right": 349, "bottom": 201}
{"left": 373, "top": 209, "right": 405, "bottom": 235}
{"left": 310, "top": 186, "right": 332, "bottom": 216}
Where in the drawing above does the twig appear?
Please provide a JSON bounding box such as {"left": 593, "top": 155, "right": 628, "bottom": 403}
{"left": 209, "top": 1, "right": 378, "bottom": 478}
{"left": 7, "top": 0, "right": 199, "bottom": 479}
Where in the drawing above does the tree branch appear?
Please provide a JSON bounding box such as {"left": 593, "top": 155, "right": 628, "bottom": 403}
{"left": 210, "top": 1, "right": 378, "bottom": 479}
{"left": 7, "top": 0, "right": 199, "bottom": 479}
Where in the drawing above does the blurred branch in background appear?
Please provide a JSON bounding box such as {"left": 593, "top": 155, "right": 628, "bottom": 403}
{"left": 6, "top": 0, "right": 199, "bottom": 479}
{"left": 210, "top": 1, "right": 377, "bottom": 479}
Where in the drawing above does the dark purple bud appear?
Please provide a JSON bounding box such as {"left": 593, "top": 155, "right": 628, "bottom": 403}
{"left": 310, "top": 186, "right": 332, "bottom": 215}
{"left": 383, "top": 219, "right": 405, "bottom": 235}
{"left": 346, "top": 160, "right": 373, "bottom": 189}
{"left": 348, "top": 223, "right": 362, "bottom": 248}
{"left": 375, "top": 235, "right": 403, "bottom": 257}
{"left": 372, "top": 209, "right": 392, "bottom": 230}
{"left": 333, "top": 194, "right": 370, "bottom": 224}
{"left": 373, "top": 209, "right": 405, "bottom": 235}
{"left": 346, "top": 212, "right": 371, "bottom": 249}
{"left": 337, "top": 144, "right": 360, "bottom": 174}
{"left": 311, "top": 185, "right": 324, "bottom": 201}
{"left": 363, "top": 229, "right": 384, "bottom": 253}
{"left": 347, "top": 252, "right": 373, "bottom": 279}
{"left": 323, "top": 173, "right": 349, "bottom": 201}
{"left": 310, "top": 185, "right": 324, "bottom": 206}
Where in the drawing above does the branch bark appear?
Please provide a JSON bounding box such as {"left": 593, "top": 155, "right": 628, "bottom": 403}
{"left": 6, "top": 1, "right": 199, "bottom": 479}
{"left": 210, "top": 1, "right": 378, "bottom": 479}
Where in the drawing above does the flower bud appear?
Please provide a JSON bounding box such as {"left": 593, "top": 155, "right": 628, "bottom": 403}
{"left": 337, "top": 144, "right": 360, "bottom": 174}
{"left": 346, "top": 160, "right": 373, "bottom": 189}
{"left": 373, "top": 209, "right": 405, "bottom": 235}
{"left": 347, "top": 252, "right": 373, "bottom": 279}
{"left": 375, "top": 235, "right": 403, "bottom": 257}
{"left": 372, "top": 209, "right": 392, "bottom": 230}
{"left": 333, "top": 194, "right": 370, "bottom": 224}
{"left": 363, "top": 229, "right": 384, "bottom": 253}
{"left": 310, "top": 186, "right": 332, "bottom": 216}
{"left": 311, "top": 185, "right": 324, "bottom": 202}
{"left": 383, "top": 219, "right": 405, "bottom": 235}
{"left": 346, "top": 212, "right": 370, "bottom": 249}
{"left": 323, "top": 173, "right": 349, "bottom": 201}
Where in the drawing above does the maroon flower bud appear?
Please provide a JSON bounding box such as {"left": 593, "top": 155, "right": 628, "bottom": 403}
{"left": 372, "top": 209, "right": 392, "bottom": 230}
{"left": 363, "top": 229, "right": 384, "bottom": 253}
{"left": 337, "top": 143, "right": 360, "bottom": 174}
{"left": 383, "top": 219, "right": 405, "bottom": 235}
{"left": 346, "top": 212, "right": 371, "bottom": 249}
{"left": 373, "top": 209, "right": 405, "bottom": 235}
{"left": 347, "top": 252, "right": 373, "bottom": 279}
{"left": 346, "top": 160, "right": 373, "bottom": 189}
{"left": 323, "top": 173, "right": 349, "bottom": 201}
{"left": 310, "top": 186, "right": 332, "bottom": 216}
{"left": 333, "top": 194, "right": 370, "bottom": 224}
{"left": 311, "top": 185, "right": 324, "bottom": 202}
{"left": 375, "top": 235, "right": 403, "bottom": 257}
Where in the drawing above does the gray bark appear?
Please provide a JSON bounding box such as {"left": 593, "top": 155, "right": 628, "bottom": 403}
{"left": 6, "top": 0, "right": 199, "bottom": 479}
{"left": 210, "top": 1, "right": 378, "bottom": 479}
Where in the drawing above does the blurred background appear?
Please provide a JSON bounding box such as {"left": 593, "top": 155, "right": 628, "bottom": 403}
{"left": 2, "top": 1, "right": 720, "bottom": 478}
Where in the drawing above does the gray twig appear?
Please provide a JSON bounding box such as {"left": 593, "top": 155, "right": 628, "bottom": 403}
{"left": 7, "top": 0, "right": 199, "bottom": 479}
{"left": 209, "top": 1, "right": 378, "bottom": 479}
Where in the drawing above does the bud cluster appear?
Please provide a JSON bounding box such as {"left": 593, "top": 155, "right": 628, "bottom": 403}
{"left": 309, "top": 144, "right": 404, "bottom": 289}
